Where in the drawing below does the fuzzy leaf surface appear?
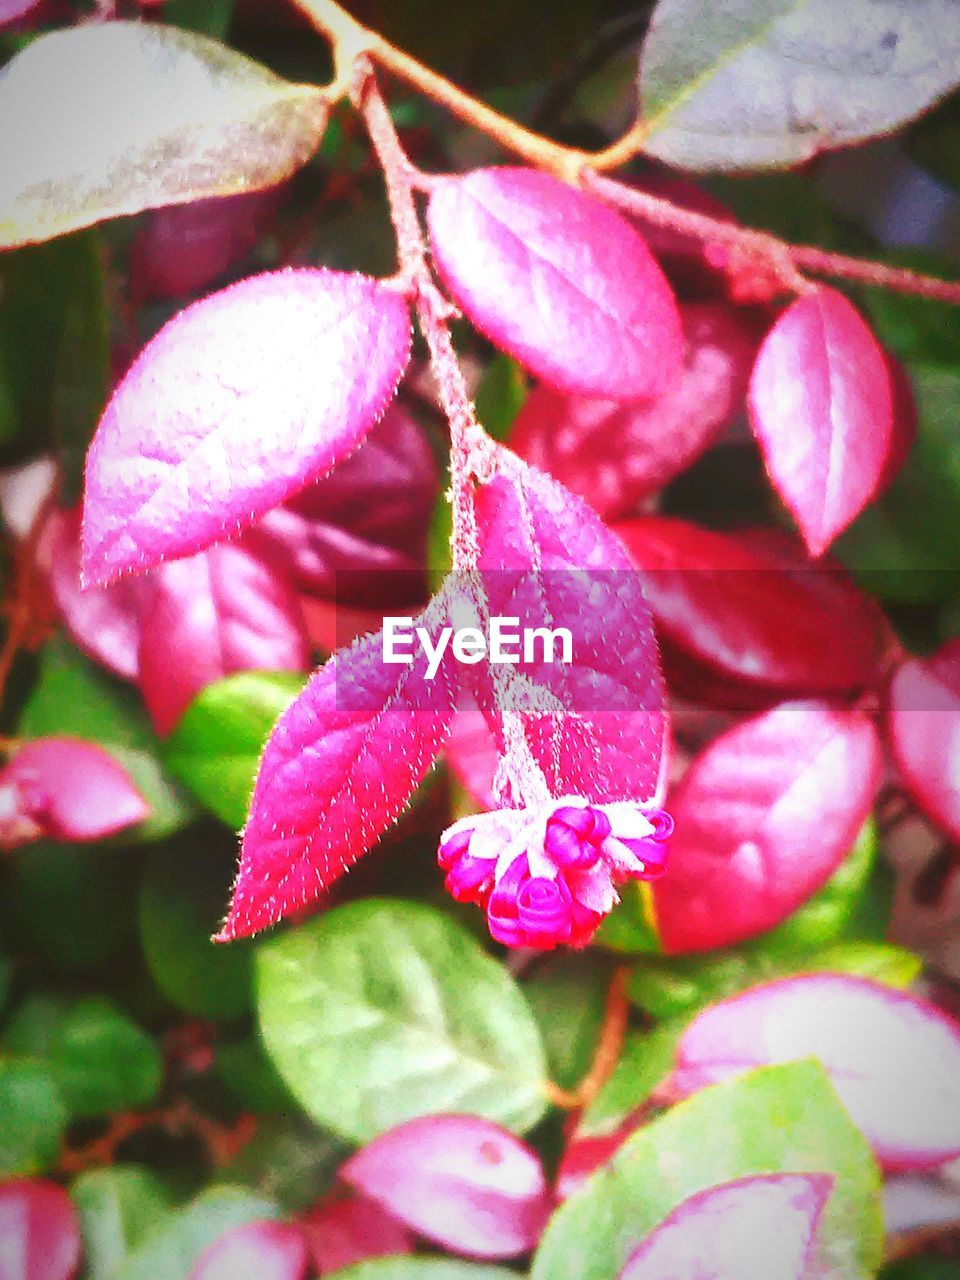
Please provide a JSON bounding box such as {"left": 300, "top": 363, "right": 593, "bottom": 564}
{"left": 220, "top": 605, "right": 457, "bottom": 939}
{"left": 428, "top": 167, "right": 682, "bottom": 399}
{"left": 82, "top": 269, "right": 411, "bottom": 584}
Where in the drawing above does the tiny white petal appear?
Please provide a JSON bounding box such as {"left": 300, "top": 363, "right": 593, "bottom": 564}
{"left": 602, "top": 802, "right": 656, "bottom": 841}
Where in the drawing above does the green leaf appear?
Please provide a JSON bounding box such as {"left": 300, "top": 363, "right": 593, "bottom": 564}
{"left": 2, "top": 843, "right": 139, "bottom": 971}
{"left": 882, "top": 1259, "right": 960, "bottom": 1280}
{"left": 531, "top": 1061, "right": 883, "bottom": 1280}
{"left": 139, "top": 839, "right": 252, "bottom": 1021}
{"left": 578, "top": 1021, "right": 685, "bottom": 1140}
{"left": 48, "top": 998, "right": 163, "bottom": 1118}
{"left": 0, "top": 231, "right": 109, "bottom": 497}
{"left": 523, "top": 954, "right": 609, "bottom": 1091}
{"left": 0, "top": 1059, "right": 66, "bottom": 1176}
{"left": 256, "top": 898, "right": 548, "bottom": 1143}
{"left": 0, "top": 22, "right": 328, "bottom": 247}
{"left": 864, "top": 252, "right": 960, "bottom": 369}
{"left": 475, "top": 354, "right": 527, "bottom": 442}
{"left": 639, "top": 0, "right": 960, "bottom": 171}
{"left": 115, "top": 1186, "right": 279, "bottom": 1280}
{"left": 330, "top": 1263, "right": 520, "bottom": 1280}
{"left": 215, "top": 1035, "right": 297, "bottom": 1113}
{"left": 72, "top": 1166, "right": 174, "bottom": 1280}
{"left": 18, "top": 636, "right": 194, "bottom": 841}
{"left": 594, "top": 882, "right": 660, "bottom": 954}
{"left": 164, "top": 0, "right": 236, "bottom": 39}
{"left": 2, "top": 992, "right": 68, "bottom": 1058}
{"left": 217, "top": 1113, "right": 346, "bottom": 1212}
{"left": 161, "top": 672, "right": 304, "bottom": 830}
{"left": 0, "top": 950, "right": 8, "bottom": 1016}
{"left": 631, "top": 940, "right": 921, "bottom": 1022}
{"left": 760, "top": 817, "right": 877, "bottom": 951}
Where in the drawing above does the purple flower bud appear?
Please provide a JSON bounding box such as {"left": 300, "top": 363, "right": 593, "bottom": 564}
{"left": 438, "top": 825, "right": 473, "bottom": 869}
{"left": 647, "top": 809, "right": 674, "bottom": 841}
{"left": 486, "top": 855, "right": 530, "bottom": 948}
{"left": 444, "top": 853, "right": 497, "bottom": 906}
{"left": 544, "top": 805, "right": 611, "bottom": 870}
{"left": 618, "top": 837, "right": 670, "bottom": 880}
{"left": 517, "top": 875, "right": 573, "bottom": 948}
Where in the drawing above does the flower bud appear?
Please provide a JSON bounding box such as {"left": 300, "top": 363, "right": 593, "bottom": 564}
{"left": 544, "top": 805, "right": 611, "bottom": 871}
{"left": 517, "top": 875, "right": 573, "bottom": 948}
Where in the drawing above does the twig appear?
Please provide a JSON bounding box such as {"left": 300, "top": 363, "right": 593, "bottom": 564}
{"left": 292, "top": 0, "right": 960, "bottom": 305}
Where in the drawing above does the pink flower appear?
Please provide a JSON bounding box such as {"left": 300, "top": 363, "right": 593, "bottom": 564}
{"left": 438, "top": 797, "right": 671, "bottom": 950}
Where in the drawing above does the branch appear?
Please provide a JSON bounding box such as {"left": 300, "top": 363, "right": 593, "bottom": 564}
{"left": 295, "top": 0, "right": 960, "bottom": 305}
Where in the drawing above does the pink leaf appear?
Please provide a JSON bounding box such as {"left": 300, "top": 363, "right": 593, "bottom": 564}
{"left": 188, "top": 1220, "right": 308, "bottom": 1280}
{"left": 445, "top": 691, "right": 500, "bottom": 810}
{"left": 0, "top": 738, "right": 148, "bottom": 847}
{"left": 748, "top": 287, "right": 893, "bottom": 556}
{"left": 246, "top": 403, "right": 438, "bottom": 606}
{"left": 651, "top": 700, "right": 882, "bottom": 953}
{"left": 618, "top": 1174, "right": 832, "bottom": 1280}
{"left": 671, "top": 975, "right": 960, "bottom": 1169}
{"left": 614, "top": 518, "right": 888, "bottom": 705}
{"left": 300, "top": 1193, "right": 413, "bottom": 1276}
{"left": 473, "top": 452, "right": 668, "bottom": 804}
{"left": 130, "top": 188, "right": 284, "bottom": 302}
{"left": 218, "top": 601, "right": 459, "bottom": 940}
{"left": 0, "top": 1179, "right": 81, "bottom": 1280}
{"left": 82, "top": 269, "right": 411, "bottom": 585}
{"left": 137, "top": 541, "right": 310, "bottom": 736}
{"left": 510, "top": 304, "right": 755, "bottom": 518}
{"left": 42, "top": 507, "right": 148, "bottom": 681}
{"left": 427, "top": 167, "right": 683, "bottom": 400}
{"left": 340, "top": 1113, "right": 552, "bottom": 1260}
{"left": 887, "top": 639, "right": 960, "bottom": 843}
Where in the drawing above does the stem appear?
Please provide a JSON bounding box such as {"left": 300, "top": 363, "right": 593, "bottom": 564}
{"left": 542, "top": 966, "right": 632, "bottom": 1111}
{"left": 295, "top": 0, "right": 960, "bottom": 305}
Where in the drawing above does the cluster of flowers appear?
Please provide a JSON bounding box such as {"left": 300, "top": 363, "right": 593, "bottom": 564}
{"left": 439, "top": 797, "right": 672, "bottom": 949}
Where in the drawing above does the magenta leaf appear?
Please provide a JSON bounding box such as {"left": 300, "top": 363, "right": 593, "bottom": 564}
{"left": 618, "top": 1174, "right": 832, "bottom": 1280}
{"left": 671, "top": 975, "right": 960, "bottom": 1169}
{"left": 0, "top": 737, "right": 149, "bottom": 847}
{"left": 188, "top": 1220, "right": 308, "bottom": 1280}
{"left": 472, "top": 453, "right": 668, "bottom": 805}
{"left": 427, "top": 167, "right": 683, "bottom": 400}
{"left": 652, "top": 700, "right": 882, "bottom": 953}
{"left": 748, "top": 287, "right": 893, "bottom": 556}
{"left": 137, "top": 541, "right": 310, "bottom": 737}
{"left": 245, "top": 403, "right": 439, "bottom": 606}
{"left": 510, "top": 303, "right": 755, "bottom": 518}
{"left": 219, "top": 602, "right": 459, "bottom": 940}
{"left": 131, "top": 189, "right": 285, "bottom": 302}
{"left": 300, "top": 1193, "right": 414, "bottom": 1275}
{"left": 0, "top": 1179, "right": 81, "bottom": 1280}
{"left": 82, "top": 269, "right": 411, "bottom": 585}
{"left": 445, "top": 691, "right": 500, "bottom": 810}
{"left": 341, "top": 1113, "right": 552, "bottom": 1260}
{"left": 41, "top": 507, "right": 148, "bottom": 681}
{"left": 614, "top": 517, "right": 888, "bottom": 705}
{"left": 888, "top": 639, "right": 960, "bottom": 843}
